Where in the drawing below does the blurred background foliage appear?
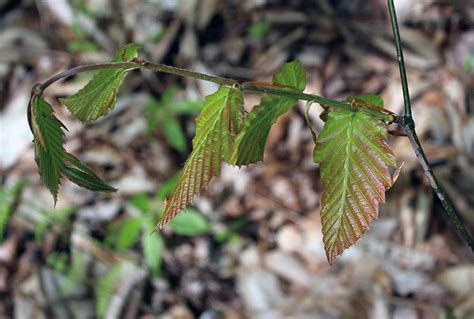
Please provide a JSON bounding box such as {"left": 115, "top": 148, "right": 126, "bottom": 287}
{"left": 0, "top": 0, "right": 474, "bottom": 318}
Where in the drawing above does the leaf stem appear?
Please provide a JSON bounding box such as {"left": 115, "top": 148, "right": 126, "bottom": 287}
{"left": 387, "top": 0, "right": 474, "bottom": 251}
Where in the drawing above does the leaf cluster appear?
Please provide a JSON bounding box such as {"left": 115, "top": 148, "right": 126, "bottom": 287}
{"left": 30, "top": 44, "right": 398, "bottom": 263}
{"left": 27, "top": 44, "right": 143, "bottom": 203}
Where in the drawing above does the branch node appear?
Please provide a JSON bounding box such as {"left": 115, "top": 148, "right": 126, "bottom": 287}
{"left": 401, "top": 115, "right": 415, "bottom": 129}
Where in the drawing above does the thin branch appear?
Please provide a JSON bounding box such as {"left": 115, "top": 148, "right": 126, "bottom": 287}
{"left": 240, "top": 84, "right": 353, "bottom": 112}
{"left": 137, "top": 59, "right": 237, "bottom": 86}
{"left": 387, "top": 0, "right": 474, "bottom": 250}
{"left": 36, "top": 60, "right": 384, "bottom": 118}
{"left": 38, "top": 62, "right": 138, "bottom": 92}
{"left": 38, "top": 61, "right": 237, "bottom": 93}
{"left": 405, "top": 128, "right": 474, "bottom": 250}
{"left": 387, "top": 0, "right": 412, "bottom": 117}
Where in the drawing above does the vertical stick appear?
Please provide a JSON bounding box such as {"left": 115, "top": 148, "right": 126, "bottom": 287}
{"left": 387, "top": 0, "right": 474, "bottom": 251}
{"left": 387, "top": 0, "right": 412, "bottom": 118}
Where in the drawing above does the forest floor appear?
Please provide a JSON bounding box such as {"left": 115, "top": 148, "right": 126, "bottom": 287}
{"left": 1, "top": 1, "right": 474, "bottom": 318}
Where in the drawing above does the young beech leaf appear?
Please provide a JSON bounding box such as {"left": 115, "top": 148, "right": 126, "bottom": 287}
{"left": 353, "top": 93, "right": 384, "bottom": 107}
{"left": 63, "top": 153, "right": 117, "bottom": 192}
{"left": 156, "top": 86, "right": 245, "bottom": 229}
{"left": 30, "top": 95, "right": 66, "bottom": 203}
{"left": 272, "top": 60, "right": 306, "bottom": 92}
{"left": 313, "top": 108, "right": 396, "bottom": 264}
{"left": 231, "top": 60, "right": 306, "bottom": 166}
{"left": 28, "top": 88, "right": 117, "bottom": 202}
{"left": 60, "top": 43, "right": 141, "bottom": 122}
{"left": 348, "top": 94, "right": 394, "bottom": 122}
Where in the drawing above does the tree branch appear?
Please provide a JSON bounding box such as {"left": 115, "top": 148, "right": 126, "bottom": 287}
{"left": 387, "top": 0, "right": 474, "bottom": 250}
{"left": 387, "top": 0, "right": 412, "bottom": 118}
{"left": 38, "top": 62, "right": 138, "bottom": 92}
{"left": 35, "top": 60, "right": 393, "bottom": 121}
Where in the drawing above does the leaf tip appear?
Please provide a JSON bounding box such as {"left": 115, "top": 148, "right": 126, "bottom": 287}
{"left": 50, "top": 183, "right": 61, "bottom": 206}
{"left": 153, "top": 221, "right": 165, "bottom": 233}
{"left": 391, "top": 162, "right": 405, "bottom": 186}
{"left": 327, "top": 252, "right": 337, "bottom": 265}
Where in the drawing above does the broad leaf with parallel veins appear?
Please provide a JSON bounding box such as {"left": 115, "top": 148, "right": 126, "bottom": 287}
{"left": 156, "top": 86, "right": 245, "bottom": 229}
{"left": 313, "top": 95, "right": 396, "bottom": 264}
{"left": 60, "top": 43, "right": 141, "bottom": 122}
{"left": 63, "top": 153, "right": 117, "bottom": 192}
{"left": 29, "top": 91, "right": 116, "bottom": 201}
{"left": 231, "top": 60, "right": 306, "bottom": 166}
{"left": 29, "top": 94, "right": 67, "bottom": 203}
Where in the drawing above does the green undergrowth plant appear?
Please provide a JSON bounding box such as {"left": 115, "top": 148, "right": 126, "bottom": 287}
{"left": 0, "top": 181, "right": 25, "bottom": 242}
{"left": 106, "top": 174, "right": 245, "bottom": 274}
{"left": 145, "top": 85, "right": 203, "bottom": 153}
{"left": 105, "top": 174, "right": 211, "bottom": 276}
{"left": 27, "top": 0, "right": 473, "bottom": 264}
{"left": 46, "top": 247, "right": 123, "bottom": 318}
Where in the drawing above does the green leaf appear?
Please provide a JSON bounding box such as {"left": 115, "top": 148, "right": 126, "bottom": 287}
{"left": 0, "top": 189, "right": 11, "bottom": 242}
{"left": 112, "top": 217, "right": 143, "bottom": 251}
{"left": 162, "top": 116, "right": 187, "bottom": 153}
{"left": 313, "top": 108, "right": 396, "bottom": 264}
{"left": 63, "top": 249, "right": 86, "bottom": 293}
{"left": 462, "top": 53, "right": 473, "bottom": 73}
{"left": 248, "top": 20, "right": 272, "bottom": 39}
{"left": 63, "top": 153, "right": 117, "bottom": 192}
{"left": 29, "top": 91, "right": 115, "bottom": 201}
{"left": 30, "top": 95, "right": 66, "bottom": 202}
{"left": 60, "top": 43, "right": 141, "bottom": 122}
{"left": 231, "top": 60, "right": 306, "bottom": 166}
{"left": 68, "top": 39, "right": 100, "bottom": 53}
{"left": 46, "top": 252, "right": 68, "bottom": 274}
{"left": 169, "top": 208, "right": 211, "bottom": 236}
{"left": 346, "top": 94, "right": 394, "bottom": 122}
{"left": 213, "top": 218, "right": 245, "bottom": 243}
{"left": 35, "top": 207, "right": 74, "bottom": 243}
{"left": 0, "top": 182, "right": 24, "bottom": 242}
{"left": 46, "top": 249, "right": 85, "bottom": 294}
{"left": 145, "top": 86, "right": 200, "bottom": 149}
{"left": 159, "top": 85, "right": 179, "bottom": 106}
{"left": 353, "top": 94, "right": 384, "bottom": 108}
{"left": 112, "top": 43, "right": 142, "bottom": 62}
{"left": 174, "top": 100, "right": 203, "bottom": 114}
{"left": 96, "top": 264, "right": 122, "bottom": 318}
{"left": 156, "top": 86, "right": 245, "bottom": 228}
{"left": 142, "top": 222, "right": 163, "bottom": 277}
{"left": 130, "top": 193, "right": 152, "bottom": 212}
{"left": 272, "top": 60, "right": 306, "bottom": 92}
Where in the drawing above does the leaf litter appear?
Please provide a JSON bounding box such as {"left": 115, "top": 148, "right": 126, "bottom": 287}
{"left": 1, "top": 1, "right": 474, "bottom": 318}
